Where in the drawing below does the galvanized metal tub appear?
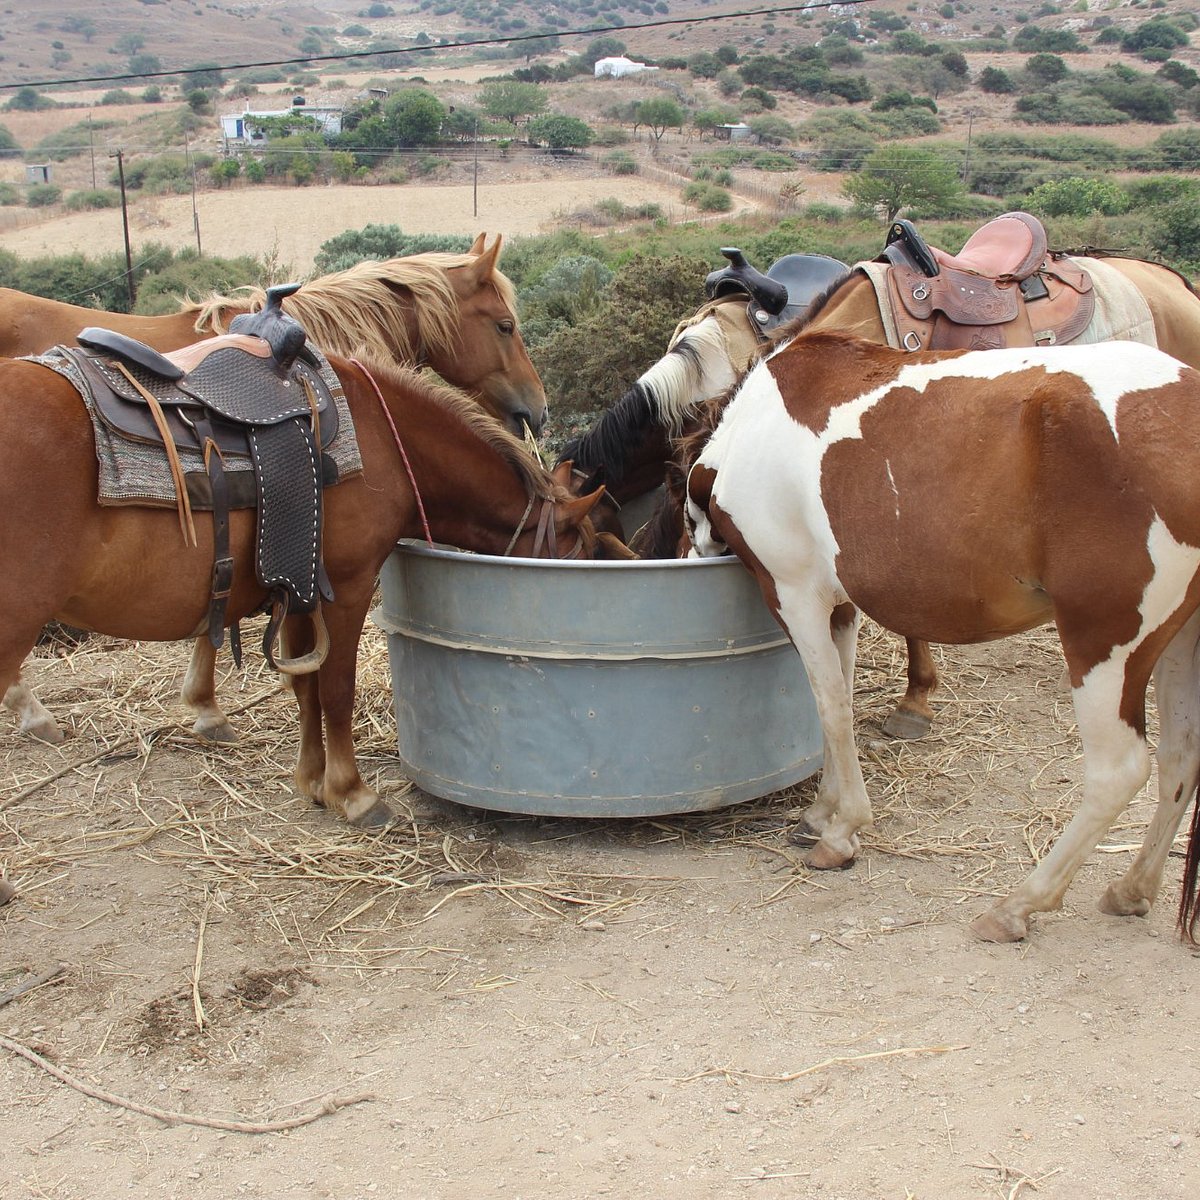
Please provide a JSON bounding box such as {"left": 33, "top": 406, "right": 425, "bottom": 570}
{"left": 374, "top": 540, "right": 823, "bottom": 818}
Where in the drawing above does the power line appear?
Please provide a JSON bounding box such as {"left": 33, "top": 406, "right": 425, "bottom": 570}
{"left": 0, "top": 1, "right": 888, "bottom": 92}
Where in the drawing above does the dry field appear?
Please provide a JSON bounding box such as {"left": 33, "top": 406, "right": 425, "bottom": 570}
{"left": 2, "top": 614, "right": 1199, "bottom": 1199}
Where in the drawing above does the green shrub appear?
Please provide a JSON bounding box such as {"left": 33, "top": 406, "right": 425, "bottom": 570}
{"left": 0, "top": 182, "right": 21, "bottom": 205}
{"left": 26, "top": 183, "right": 62, "bottom": 208}
{"left": 1026, "top": 176, "right": 1130, "bottom": 217}
{"left": 603, "top": 151, "right": 637, "bottom": 176}
{"left": 64, "top": 188, "right": 120, "bottom": 211}
{"left": 682, "top": 181, "right": 733, "bottom": 212}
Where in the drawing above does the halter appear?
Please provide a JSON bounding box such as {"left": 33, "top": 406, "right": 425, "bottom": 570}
{"left": 353, "top": 358, "right": 434, "bottom": 548}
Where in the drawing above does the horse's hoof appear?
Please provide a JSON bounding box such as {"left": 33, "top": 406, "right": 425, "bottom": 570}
{"left": 804, "top": 839, "right": 856, "bottom": 871}
{"left": 0, "top": 878, "right": 16, "bottom": 906}
{"left": 882, "top": 707, "right": 932, "bottom": 741}
{"left": 970, "top": 907, "right": 1028, "bottom": 942}
{"left": 192, "top": 717, "right": 240, "bottom": 745}
{"left": 1097, "top": 883, "right": 1151, "bottom": 918}
{"left": 345, "top": 797, "right": 396, "bottom": 830}
{"left": 24, "top": 717, "right": 66, "bottom": 745}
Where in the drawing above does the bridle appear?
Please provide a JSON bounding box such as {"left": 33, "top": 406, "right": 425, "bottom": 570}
{"left": 355, "top": 358, "right": 589, "bottom": 560}
{"left": 502, "top": 491, "right": 590, "bottom": 560}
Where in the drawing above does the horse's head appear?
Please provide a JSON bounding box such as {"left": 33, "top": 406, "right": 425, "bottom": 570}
{"left": 437, "top": 236, "right": 547, "bottom": 439}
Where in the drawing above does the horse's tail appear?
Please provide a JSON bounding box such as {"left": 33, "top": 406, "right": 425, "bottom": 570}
{"left": 1178, "top": 784, "right": 1200, "bottom": 943}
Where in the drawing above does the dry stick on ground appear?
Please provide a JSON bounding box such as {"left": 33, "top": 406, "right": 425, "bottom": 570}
{"left": 674, "top": 1043, "right": 969, "bottom": 1085}
{"left": 0, "top": 1033, "right": 374, "bottom": 1133}
{"left": 0, "top": 965, "right": 66, "bottom": 1010}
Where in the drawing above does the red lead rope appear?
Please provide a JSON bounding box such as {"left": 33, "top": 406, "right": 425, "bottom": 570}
{"left": 351, "top": 358, "right": 434, "bottom": 548}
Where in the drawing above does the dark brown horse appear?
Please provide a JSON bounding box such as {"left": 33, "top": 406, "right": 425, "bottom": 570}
{"left": 0, "top": 350, "right": 624, "bottom": 827}
{"left": 560, "top": 246, "right": 1200, "bottom": 739}
{"left": 683, "top": 330, "right": 1200, "bottom": 944}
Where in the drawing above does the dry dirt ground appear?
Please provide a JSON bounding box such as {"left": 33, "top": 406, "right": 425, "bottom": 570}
{"left": 2, "top": 617, "right": 1199, "bottom": 1200}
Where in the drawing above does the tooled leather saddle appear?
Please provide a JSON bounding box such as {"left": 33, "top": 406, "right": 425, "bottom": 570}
{"left": 878, "top": 210, "right": 1095, "bottom": 351}
{"left": 64, "top": 284, "right": 338, "bottom": 674}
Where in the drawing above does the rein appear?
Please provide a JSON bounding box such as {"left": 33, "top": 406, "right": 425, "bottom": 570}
{"left": 352, "top": 358, "right": 434, "bottom": 548}
{"left": 502, "top": 491, "right": 587, "bottom": 560}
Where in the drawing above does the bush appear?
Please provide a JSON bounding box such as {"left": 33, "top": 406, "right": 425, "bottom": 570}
{"left": 26, "top": 184, "right": 62, "bottom": 208}
{"left": 64, "top": 188, "right": 120, "bottom": 211}
{"left": 682, "top": 181, "right": 733, "bottom": 212}
{"left": 312, "top": 224, "right": 474, "bottom": 274}
{"left": 1026, "top": 176, "right": 1130, "bottom": 217}
{"left": 603, "top": 151, "right": 637, "bottom": 175}
{"left": 0, "top": 182, "right": 21, "bottom": 206}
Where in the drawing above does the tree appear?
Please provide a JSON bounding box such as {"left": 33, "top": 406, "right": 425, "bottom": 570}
{"left": 526, "top": 114, "right": 593, "bottom": 151}
{"left": 478, "top": 79, "right": 547, "bottom": 128}
{"left": 842, "top": 145, "right": 964, "bottom": 223}
{"left": 1026, "top": 54, "right": 1068, "bottom": 85}
{"left": 634, "top": 97, "right": 685, "bottom": 141}
{"left": 384, "top": 89, "right": 446, "bottom": 146}
{"left": 0, "top": 125, "right": 19, "bottom": 158}
{"left": 979, "top": 66, "right": 1015, "bottom": 94}
{"left": 1026, "top": 176, "right": 1129, "bottom": 217}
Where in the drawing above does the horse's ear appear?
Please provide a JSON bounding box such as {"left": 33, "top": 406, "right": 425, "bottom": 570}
{"left": 550, "top": 459, "right": 575, "bottom": 488}
{"left": 556, "top": 486, "right": 605, "bottom": 526}
{"left": 468, "top": 232, "right": 487, "bottom": 256}
{"left": 466, "top": 235, "right": 503, "bottom": 286}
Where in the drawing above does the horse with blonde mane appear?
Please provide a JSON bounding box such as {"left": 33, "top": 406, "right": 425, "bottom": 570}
{"left": 3, "top": 234, "right": 547, "bottom": 746}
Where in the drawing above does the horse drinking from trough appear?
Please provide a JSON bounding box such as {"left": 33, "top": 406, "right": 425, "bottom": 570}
{"left": 558, "top": 216, "right": 1200, "bottom": 740}
{"left": 682, "top": 329, "right": 1200, "bottom": 944}
{"left": 3, "top": 235, "right": 546, "bottom": 746}
{"left": 0, "top": 344, "right": 621, "bottom": 830}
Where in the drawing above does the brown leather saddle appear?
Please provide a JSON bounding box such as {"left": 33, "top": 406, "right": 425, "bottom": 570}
{"left": 879, "top": 211, "right": 1095, "bottom": 351}
{"left": 64, "top": 284, "right": 338, "bottom": 674}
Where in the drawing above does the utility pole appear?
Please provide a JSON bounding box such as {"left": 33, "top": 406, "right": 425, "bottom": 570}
{"left": 962, "top": 110, "right": 977, "bottom": 187}
{"left": 110, "top": 149, "right": 135, "bottom": 310}
{"left": 472, "top": 115, "right": 479, "bottom": 218}
{"left": 185, "top": 134, "right": 202, "bottom": 255}
{"left": 87, "top": 112, "right": 96, "bottom": 188}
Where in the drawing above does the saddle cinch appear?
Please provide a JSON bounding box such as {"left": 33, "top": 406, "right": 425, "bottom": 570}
{"left": 878, "top": 210, "right": 1095, "bottom": 351}
{"left": 68, "top": 284, "right": 339, "bottom": 675}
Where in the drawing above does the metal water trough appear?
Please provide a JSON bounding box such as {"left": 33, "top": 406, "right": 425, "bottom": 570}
{"left": 374, "top": 540, "right": 823, "bottom": 818}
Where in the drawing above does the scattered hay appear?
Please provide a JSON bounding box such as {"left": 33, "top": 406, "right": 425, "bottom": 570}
{"left": 1, "top": 614, "right": 1117, "bottom": 963}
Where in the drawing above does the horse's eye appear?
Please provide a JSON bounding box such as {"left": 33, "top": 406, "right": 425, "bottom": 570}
{"left": 497, "top": 320, "right": 515, "bottom": 337}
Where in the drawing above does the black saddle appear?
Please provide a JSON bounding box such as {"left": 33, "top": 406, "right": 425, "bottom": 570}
{"left": 67, "top": 283, "right": 335, "bottom": 674}
{"left": 705, "top": 247, "right": 850, "bottom": 336}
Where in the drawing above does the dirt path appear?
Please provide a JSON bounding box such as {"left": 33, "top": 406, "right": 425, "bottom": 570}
{"left": 2, "top": 620, "right": 1197, "bottom": 1199}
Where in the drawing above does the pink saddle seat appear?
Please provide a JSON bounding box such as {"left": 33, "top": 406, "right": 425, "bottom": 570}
{"left": 932, "top": 212, "right": 1048, "bottom": 281}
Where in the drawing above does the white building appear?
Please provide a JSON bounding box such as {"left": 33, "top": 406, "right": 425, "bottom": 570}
{"left": 220, "top": 99, "right": 343, "bottom": 144}
{"left": 593, "top": 56, "right": 659, "bottom": 79}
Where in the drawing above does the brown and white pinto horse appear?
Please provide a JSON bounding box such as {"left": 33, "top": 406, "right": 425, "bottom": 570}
{"left": 0, "top": 351, "right": 620, "bottom": 828}
{"left": 684, "top": 330, "right": 1200, "bottom": 943}
{"left": 3, "top": 235, "right": 546, "bottom": 746}
{"left": 561, "top": 250, "right": 1200, "bottom": 739}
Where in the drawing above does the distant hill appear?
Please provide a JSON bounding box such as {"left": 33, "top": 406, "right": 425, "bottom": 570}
{"left": 7, "top": 0, "right": 1197, "bottom": 97}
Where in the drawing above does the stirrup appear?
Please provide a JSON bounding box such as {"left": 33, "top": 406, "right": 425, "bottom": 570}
{"left": 264, "top": 599, "right": 329, "bottom": 676}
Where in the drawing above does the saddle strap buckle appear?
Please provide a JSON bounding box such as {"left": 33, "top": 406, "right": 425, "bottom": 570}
{"left": 902, "top": 330, "right": 924, "bottom": 351}
{"left": 211, "top": 556, "right": 234, "bottom": 600}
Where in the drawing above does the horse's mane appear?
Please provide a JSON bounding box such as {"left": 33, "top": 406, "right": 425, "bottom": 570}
{"left": 353, "top": 352, "right": 555, "bottom": 500}
{"left": 556, "top": 316, "right": 728, "bottom": 486}
{"left": 185, "top": 251, "right": 518, "bottom": 365}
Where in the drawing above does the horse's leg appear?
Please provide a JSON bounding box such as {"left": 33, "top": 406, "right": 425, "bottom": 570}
{"left": 3, "top": 671, "right": 65, "bottom": 744}
{"left": 181, "top": 637, "right": 239, "bottom": 743}
{"left": 1099, "top": 612, "right": 1200, "bottom": 919}
{"left": 794, "top": 603, "right": 860, "bottom": 843}
{"left": 777, "top": 590, "right": 871, "bottom": 870}
{"left": 881, "top": 637, "right": 938, "bottom": 741}
{"left": 291, "top": 592, "right": 392, "bottom": 829}
{"left": 971, "top": 647, "right": 1154, "bottom": 943}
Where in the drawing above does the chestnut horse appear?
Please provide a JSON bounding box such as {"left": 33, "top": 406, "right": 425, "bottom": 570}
{"left": 559, "top": 251, "right": 1200, "bottom": 740}
{"left": 0, "top": 350, "right": 623, "bottom": 827}
{"left": 3, "top": 234, "right": 546, "bottom": 745}
{"left": 683, "top": 330, "right": 1200, "bottom": 944}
